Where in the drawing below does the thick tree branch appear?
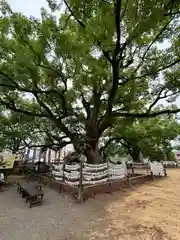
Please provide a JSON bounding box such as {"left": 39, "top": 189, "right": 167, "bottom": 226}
{"left": 131, "top": 58, "right": 180, "bottom": 80}
{"left": 63, "top": 0, "right": 85, "bottom": 28}
{"left": 19, "top": 36, "right": 68, "bottom": 86}
{"left": 113, "top": 0, "right": 122, "bottom": 61}
{"left": 23, "top": 141, "right": 71, "bottom": 151}
{"left": 45, "top": 131, "right": 68, "bottom": 144}
{"left": 92, "top": 84, "right": 101, "bottom": 119}
{"left": 0, "top": 65, "right": 72, "bottom": 120}
{"left": 0, "top": 98, "right": 47, "bottom": 118}
{"left": 0, "top": 71, "right": 19, "bottom": 88}
{"left": 33, "top": 92, "right": 57, "bottom": 119}
{"left": 32, "top": 92, "right": 71, "bottom": 136}
{"left": 112, "top": 108, "right": 180, "bottom": 118}
{"left": 80, "top": 92, "right": 90, "bottom": 118}
{"left": 134, "top": 18, "right": 173, "bottom": 74}
{"left": 164, "top": 11, "right": 180, "bottom": 16}
{"left": 107, "top": 0, "right": 122, "bottom": 115}
{"left": 148, "top": 88, "right": 180, "bottom": 112}
{"left": 148, "top": 86, "right": 166, "bottom": 112}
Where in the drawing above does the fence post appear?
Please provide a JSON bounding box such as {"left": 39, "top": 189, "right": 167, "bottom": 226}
{"left": 150, "top": 171, "right": 154, "bottom": 180}
{"left": 107, "top": 161, "right": 110, "bottom": 181}
{"left": 127, "top": 176, "right": 132, "bottom": 187}
{"left": 78, "top": 160, "right": 83, "bottom": 203}
{"left": 131, "top": 164, "right": 134, "bottom": 175}
{"left": 77, "top": 155, "right": 84, "bottom": 203}
{"left": 62, "top": 162, "right": 65, "bottom": 182}
{"left": 164, "top": 166, "right": 167, "bottom": 177}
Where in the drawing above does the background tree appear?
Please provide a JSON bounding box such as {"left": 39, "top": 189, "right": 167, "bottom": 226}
{"left": 0, "top": 0, "right": 179, "bottom": 163}
{"left": 0, "top": 113, "right": 37, "bottom": 153}
{"left": 103, "top": 116, "right": 180, "bottom": 161}
{"left": 0, "top": 112, "right": 71, "bottom": 154}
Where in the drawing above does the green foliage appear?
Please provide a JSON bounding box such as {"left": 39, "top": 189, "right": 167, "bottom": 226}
{"left": 0, "top": 0, "right": 179, "bottom": 162}
{"left": 105, "top": 116, "right": 180, "bottom": 161}
{"left": 0, "top": 112, "right": 37, "bottom": 152}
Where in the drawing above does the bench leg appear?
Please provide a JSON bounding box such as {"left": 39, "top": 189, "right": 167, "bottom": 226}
{"left": 30, "top": 199, "right": 33, "bottom": 208}
{"left": 17, "top": 186, "right": 22, "bottom": 193}
{"left": 40, "top": 195, "right": 43, "bottom": 204}
{"left": 22, "top": 191, "right": 26, "bottom": 198}
{"left": 29, "top": 195, "right": 43, "bottom": 208}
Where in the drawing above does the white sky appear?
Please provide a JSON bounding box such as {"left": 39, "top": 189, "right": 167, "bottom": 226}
{"left": 8, "top": 0, "right": 48, "bottom": 17}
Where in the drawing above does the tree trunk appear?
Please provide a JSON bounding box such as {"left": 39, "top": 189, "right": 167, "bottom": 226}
{"left": 85, "top": 146, "right": 104, "bottom": 164}
{"left": 37, "top": 148, "right": 43, "bottom": 173}
{"left": 68, "top": 118, "right": 105, "bottom": 164}
{"left": 26, "top": 148, "right": 30, "bottom": 161}
{"left": 12, "top": 138, "right": 21, "bottom": 154}
{"left": 48, "top": 149, "right": 51, "bottom": 163}
{"left": 71, "top": 137, "right": 104, "bottom": 164}
{"left": 130, "top": 146, "right": 142, "bottom": 162}
{"left": 38, "top": 148, "right": 42, "bottom": 162}
{"left": 43, "top": 151, "right": 47, "bottom": 163}
{"left": 54, "top": 151, "right": 57, "bottom": 160}
{"left": 32, "top": 148, "right": 37, "bottom": 161}
{"left": 58, "top": 149, "right": 61, "bottom": 161}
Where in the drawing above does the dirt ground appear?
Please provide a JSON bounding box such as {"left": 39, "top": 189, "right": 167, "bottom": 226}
{"left": 0, "top": 169, "right": 180, "bottom": 240}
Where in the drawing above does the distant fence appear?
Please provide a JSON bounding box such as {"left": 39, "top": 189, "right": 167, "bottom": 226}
{"left": 128, "top": 161, "right": 179, "bottom": 169}
{"left": 162, "top": 161, "right": 179, "bottom": 168}
{"left": 126, "top": 162, "right": 149, "bottom": 169}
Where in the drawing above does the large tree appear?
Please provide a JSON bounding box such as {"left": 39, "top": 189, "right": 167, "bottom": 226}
{"left": 0, "top": 0, "right": 179, "bottom": 163}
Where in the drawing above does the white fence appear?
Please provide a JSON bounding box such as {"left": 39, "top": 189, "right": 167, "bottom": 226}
{"left": 64, "top": 164, "right": 80, "bottom": 186}
{"left": 149, "top": 162, "right": 165, "bottom": 176}
{"left": 52, "top": 161, "right": 166, "bottom": 186}
{"left": 108, "top": 162, "right": 127, "bottom": 180}
{"left": 52, "top": 162, "right": 128, "bottom": 186}
{"left": 83, "top": 162, "right": 109, "bottom": 185}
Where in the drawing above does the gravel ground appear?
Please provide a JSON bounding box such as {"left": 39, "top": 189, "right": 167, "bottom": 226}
{"left": 1, "top": 170, "right": 180, "bottom": 240}
{"left": 0, "top": 183, "right": 110, "bottom": 240}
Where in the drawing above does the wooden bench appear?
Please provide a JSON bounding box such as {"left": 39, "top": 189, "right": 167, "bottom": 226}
{"left": 17, "top": 182, "right": 44, "bottom": 208}
{"left": 17, "top": 182, "right": 42, "bottom": 194}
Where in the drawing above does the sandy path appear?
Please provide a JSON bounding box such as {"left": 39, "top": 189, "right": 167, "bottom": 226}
{"left": 0, "top": 170, "right": 180, "bottom": 240}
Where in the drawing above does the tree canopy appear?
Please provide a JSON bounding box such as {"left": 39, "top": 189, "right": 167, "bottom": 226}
{"left": 0, "top": 0, "right": 179, "bottom": 163}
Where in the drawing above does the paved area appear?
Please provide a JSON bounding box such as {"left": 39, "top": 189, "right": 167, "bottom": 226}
{"left": 0, "top": 185, "right": 105, "bottom": 240}
{"left": 1, "top": 170, "right": 180, "bottom": 239}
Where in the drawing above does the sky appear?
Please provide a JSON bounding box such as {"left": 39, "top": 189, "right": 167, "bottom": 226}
{"left": 8, "top": 0, "right": 48, "bottom": 17}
